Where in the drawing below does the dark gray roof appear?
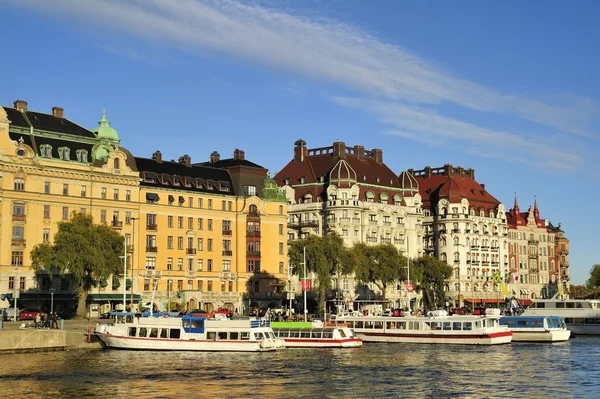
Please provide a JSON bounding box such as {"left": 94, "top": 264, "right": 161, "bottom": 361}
{"left": 4, "top": 106, "right": 96, "bottom": 138}
{"left": 195, "top": 158, "right": 265, "bottom": 169}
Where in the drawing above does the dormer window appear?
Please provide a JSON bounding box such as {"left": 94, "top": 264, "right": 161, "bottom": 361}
{"left": 206, "top": 180, "right": 215, "bottom": 190}
{"left": 365, "top": 191, "right": 375, "bottom": 203}
{"left": 319, "top": 176, "right": 324, "bottom": 183}
{"left": 113, "top": 158, "right": 120, "bottom": 170}
{"left": 362, "top": 175, "right": 367, "bottom": 181}
{"left": 376, "top": 177, "right": 380, "bottom": 183}
{"left": 76, "top": 149, "right": 88, "bottom": 163}
{"left": 285, "top": 179, "right": 290, "bottom": 185}
{"left": 40, "top": 144, "right": 52, "bottom": 158}
{"left": 219, "top": 182, "right": 230, "bottom": 192}
{"left": 300, "top": 177, "right": 305, "bottom": 184}
{"left": 173, "top": 176, "right": 182, "bottom": 186}
{"left": 143, "top": 172, "right": 156, "bottom": 183}
{"left": 195, "top": 178, "right": 204, "bottom": 188}
{"left": 184, "top": 177, "right": 193, "bottom": 187}
{"left": 58, "top": 147, "right": 70, "bottom": 160}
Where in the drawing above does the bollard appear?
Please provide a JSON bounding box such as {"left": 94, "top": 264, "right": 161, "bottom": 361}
{"left": 0, "top": 318, "right": 3, "bottom": 330}
{"left": 87, "top": 327, "right": 91, "bottom": 342}
{"left": 59, "top": 319, "right": 64, "bottom": 330}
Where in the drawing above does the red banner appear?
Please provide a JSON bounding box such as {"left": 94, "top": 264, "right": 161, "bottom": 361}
{"left": 301, "top": 279, "right": 311, "bottom": 291}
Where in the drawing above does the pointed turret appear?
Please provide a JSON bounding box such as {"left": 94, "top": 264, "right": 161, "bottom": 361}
{"left": 513, "top": 194, "right": 520, "bottom": 213}
{"left": 92, "top": 109, "right": 120, "bottom": 143}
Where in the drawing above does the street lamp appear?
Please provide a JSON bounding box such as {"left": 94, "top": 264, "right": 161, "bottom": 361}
{"left": 130, "top": 217, "right": 138, "bottom": 308}
{"left": 119, "top": 238, "right": 126, "bottom": 311}
{"left": 50, "top": 288, "right": 55, "bottom": 314}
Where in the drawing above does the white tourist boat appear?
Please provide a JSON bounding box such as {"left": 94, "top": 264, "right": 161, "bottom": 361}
{"left": 95, "top": 312, "right": 285, "bottom": 352}
{"left": 272, "top": 326, "right": 363, "bottom": 348}
{"left": 499, "top": 316, "right": 570, "bottom": 342}
{"left": 336, "top": 310, "right": 512, "bottom": 345}
{"left": 521, "top": 296, "right": 600, "bottom": 335}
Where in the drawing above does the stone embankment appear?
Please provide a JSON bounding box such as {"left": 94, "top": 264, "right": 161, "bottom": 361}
{"left": 0, "top": 319, "right": 104, "bottom": 354}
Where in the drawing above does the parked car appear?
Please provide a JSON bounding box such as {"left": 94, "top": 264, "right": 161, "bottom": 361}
{"left": 1, "top": 308, "right": 19, "bottom": 321}
{"left": 19, "top": 309, "right": 42, "bottom": 320}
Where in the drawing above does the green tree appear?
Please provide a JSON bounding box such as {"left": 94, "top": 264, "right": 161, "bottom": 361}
{"left": 353, "top": 243, "right": 407, "bottom": 301}
{"left": 30, "top": 213, "right": 125, "bottom": 318}
{"left": 412, "top": 256, "right": 453, "bottom": 310}
{"left": 586, "top": 264, "right": 600, "bottom": 289}
{"left": 288, "top": 233, "right": 353, "bottom": 314}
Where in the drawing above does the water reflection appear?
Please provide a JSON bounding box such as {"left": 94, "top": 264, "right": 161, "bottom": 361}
{"left": 0, "top": 338, "right": 598, "bottom": 398}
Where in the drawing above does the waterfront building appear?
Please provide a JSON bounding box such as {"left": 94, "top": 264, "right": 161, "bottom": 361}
{"left": 506, "top": 198, "right": 567, "bottom": 301}
{"left": 409, "top": 164, "right": 509, "bottom": 308}
{"left": 0, "top": 100, "right": 288, "bottom": 314}
{"left": 0, "top": 101, "right": 140, "bottom": 311}
{"left": 274, "top": 139, "right": 424, "bottom": 309}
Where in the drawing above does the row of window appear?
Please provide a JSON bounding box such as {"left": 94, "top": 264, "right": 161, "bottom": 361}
{"left": 145, "top": 256, "right": 285, "bottom": 275}
{"left": 142, "top": 278, "right": 235, "bottom": 292}
{"left": 144, "top": 235, "right": 284, "bottom": 254}
{"left": 143, "top": 172, "right": 230, "bottom": 193}
{"left": 38, "top": 145, "right": 92, "bottom": 163}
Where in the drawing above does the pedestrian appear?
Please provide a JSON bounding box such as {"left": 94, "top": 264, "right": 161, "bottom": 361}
{"left": 42, "top": 313, "right": 49, "bottom": 328}
{"left": 34, "top": 313, "right": 41, "bottom": 329}
{"left": 51, "top": 312, "right": 59, "bottom": 329}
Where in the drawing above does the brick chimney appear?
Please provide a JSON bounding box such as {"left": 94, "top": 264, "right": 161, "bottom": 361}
{"left": 467, "top": 168, "right": 475, "bottom": 179}
{"left": 210, "top": 151, "right": 220, "bottom": 164}
{"left": 14, "top": 100, "right": 27, "bottom": 112}
{"left": 179, "top": 154, "right": 192, "bottom": 167}
{"left": 371, "top": 148, "right": 383, "bottom": 163}
{"left": 52, "top": 107, "right": 64, "bottom": 118}
{"left": 333, "top": 141, "right": 346, "bottom": 159}
{"left": 424, "top": 166, "right": 432, "bottom": 178}
{"left": 233, "top": 149, "right": 245, "bottom": 160}
{"left": 293, "top": 139, "right": 308, "bottom": 163}
{"left": 443, "top": 164, "right": 453, "bottom": 176}
{"left": 353, "top": 145, "right": 365, "bottom": 160}
{"left": 152, "top": 150, "right": 163, "bottom": 163}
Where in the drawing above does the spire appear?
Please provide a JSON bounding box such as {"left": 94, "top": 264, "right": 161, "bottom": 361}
{"left": 92, "top": 108, "right": 120, "bottom": 142}
{"left": 534, "top": 196, "right": 540, "bottom": 219}
{"left": 513, "top": 193, "right": 519, "bottom": 212}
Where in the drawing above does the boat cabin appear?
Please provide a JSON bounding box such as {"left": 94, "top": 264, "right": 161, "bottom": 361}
{"left": 500, "top": 316, "right": 565, "bottom": 329}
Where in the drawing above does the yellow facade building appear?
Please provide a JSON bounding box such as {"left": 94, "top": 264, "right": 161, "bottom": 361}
{"left": 0, "top": 100, "right": 288, "bottom": 315}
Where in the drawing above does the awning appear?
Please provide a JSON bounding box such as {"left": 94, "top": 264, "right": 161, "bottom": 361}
{"left": 520, "top": 299, "right": 533, "bottom": 306}
{"left": 464, "top": 299, "right": 505, "bottom": 304}
{"left": 146, "top": 193, "right": 160, "bottom": 201}
{"left": 168, "top": 195, "right": 175, "bottom": 202}
{"left": 87, "top": 293, "right": 141, "bottom": 303}
{"left": 179, "top": 196, "right": 185, "bottom": 203}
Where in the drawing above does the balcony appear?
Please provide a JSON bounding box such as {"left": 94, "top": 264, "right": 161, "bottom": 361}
{"left": 439, "top": 230, "right": 448, "bottom": 235}
{"left": 559, "top": 249, "right": 569, "bottom": 255}
{"left": 466, "top": 260, "right": 471, "bottom": 264}
{"left": 186, "top": 248, "right": 197, "bottom": 255}
{"left": 186, "top": 270, "right": 196, "bottom": 278}
{"left": 222, "top": 230, "right": 232, "bottom": 236}
{"left": 246, "top": 231, "right": 261, "bottom": 237}
{"left": 492, "top": 231, "right": 498, "bottom": 235}
{"left": 365, "top": 236, "right": 378, "bottom": 244}
{"left": 465, "top": 229, "right": 471, "bottom": 233}
{"left": 394, "top": 238, "right": 405, "bottom": 245}
{"left": 220, "top": 271, "right": 237, "bottom": 279}
{"left": 12, "top": 214, "right": 26, "bottom": 222}
{"left": 11, "top": 239, "right": 26, "bottom": 246}
{"left": 111, "top": 220, "right": 123, "bottom": 229}
{"left": 339, "top": 217, "right": 351, "bottom": 223}
{"left": 452, "top": 229, "right": 461, "bottom": 233}
{"left": 288, "top": 220, "right": 319, "bottom": 229}
{"left": 471, "top": 261, "right": 480, "bottom": 266}
{"left": 528, "top": 253, "right": 538, "bottom": 259}
{"left": 491, "top": 247, "right": 499, "bottom": 252}
{"left": 146, "top": 246, "right": 158, "bottom": 253}
{"left": 473, "top": 230, "right": 480, "bottom": 234}
{"left": 480, "top": 246, "right": 489, "bottom": 251}
{"left": 146, "top": 224, "right": 158, "bottom": 231}
{"left": 222, "top": 250, "right": 232, "bottom": 257}
{"left": 528, "top": 239, "right": 539, "bottom": 245}
{"left": 352, "top": 217, "right": 361, "bottom": 223}
{"left": 381, "top": 238, "right": 391, "bottom": 244}
{"left": 369, "top": 220, "right": 378, "bottom": 225}
{"left": 383, "top": 221, "right": 392, "bottom": 226}
{"left": 247, "top": 250, "right": 261, "bottom": 257}
{"left": 247, "top": 211, "right": 261, "bottom": 219}
{"left": 397, "top": 223, "right": 406, "bottom": 228}
{"left": 470, "top": 245, "right": 480, "bottom": 250}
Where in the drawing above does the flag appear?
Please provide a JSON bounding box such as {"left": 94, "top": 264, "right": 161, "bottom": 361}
{"left": 301, "top": 279, "right": 311, "bottom": 291}
{"left": 512, "top": 272, "right": 520, "bottom": 283}
{"left": 501, "top": 283, "right": 509, "bottom": 296}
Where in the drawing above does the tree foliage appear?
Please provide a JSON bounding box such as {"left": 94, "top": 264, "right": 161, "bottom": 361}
{"left": 288, "top": 233, "right": 353, "bottom": 313}
{"left": 586, "top": 264, "right": 600, "bottom": 289}
{"left": 353, "top": 243, "right": 407, "bottom": 301}
{"left": 412, "top": 256, "right": 453, "bottom": 310}
{"left": 30, "top": 213, "right": 125, "bottom": 318}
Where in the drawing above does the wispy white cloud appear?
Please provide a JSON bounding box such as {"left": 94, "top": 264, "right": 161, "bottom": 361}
{"left": 334, "top": 96, "right": 582, "bottom": 172}
{"left": 9, "top": 0, "right": 599, "bottom": 170}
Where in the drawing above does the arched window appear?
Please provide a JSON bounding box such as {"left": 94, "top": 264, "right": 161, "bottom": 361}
{"left": 365, "top": 191, "right": 375, "bottom": 202}
{"left": 249, "top": 204, "right": 258, "bottom": 215}
{"left": 453, "top": 237, "right": 459, "bottom": 246}
{"left": 441, "top": 253, "right": 447, "bottom": 261}
{"left": 114, "top": 158, "right": 120, "bottom": 170}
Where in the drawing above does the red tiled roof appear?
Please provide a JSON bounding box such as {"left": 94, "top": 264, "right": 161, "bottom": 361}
{"left": 411, "top": 165, "right": 501, "bottom": 211}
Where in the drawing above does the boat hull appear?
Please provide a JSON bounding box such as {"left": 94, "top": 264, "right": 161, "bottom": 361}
{"left": 355, "top": 331, "right": 512, "bottom": 345}
{"left": 281, "top": 338, "right": 363, "bottom": 348}
{"left": 97, "top": 332, "right": 278, "bottom": 352}
{"left": 510, "top": 329, "right": 571, "bottom": 342}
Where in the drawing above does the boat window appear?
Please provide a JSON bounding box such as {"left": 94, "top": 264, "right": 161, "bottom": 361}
{"left": 149, "top": 328, "right": 159, "bottom": 338}
{"left": 464, "top": 322, "right": 472, "bottom": 331}
{"left": 397, "top": 322, "right": 406, "bottom": 330}
{"left": 128, "top": 327, "right": 137, "bottom": 337}
{"left": 192, "top": 320, "right": 204, "bottom": 329}
{"left": 138, "top": 328, "right": 148, "bottom": 337}
{"left": 374, "top": 321, "right": 383, "bottom": 329}
{"left": 386, "top": 321, "right": 394, "bottom": 329}
{"left": 339, "top": 329, "right": 346, "bottom": 338}
{"left": 577, "top": 302, "right": 584, "bottom": 309}
{"left": 585, "top": 318, "right": 596, "bottom": 324}
{"left": 409, "top": 321, "right": 420, "bottom": 330}
{"left": 531, "top": 320, "right": 543, "bottom": 327}
{"left": 160, "top": 329, "right": 168, "bottom": 338}
{"left": 503, "top": 320, "right": 516, "bottom": 327}
{"left": 270, "top": 332, "right": 276, "bottom": 339}
{"left": 291, "top": 331, "right": 301, "bottom": 338}
{"left": 453, "top": 322, "right": 462, "bottom": 331}
{"left": 301, "top": 331, "right": 311, "bottom": 338}
{"left": 218, "top": 332, "right": 228, "bottom": 340}
{"left": 207, "top": 332, "right": 217, "bottom": 340}
{"left": 355, "top": 321, "right": 364, "bottom": 329}
{"left": 126, "top": 315, "right": 134, "bottom": 323}
{"left": 365, "top": 321, "right": 374, "bottom": 329}
{"left": 535, "top": 303, "right": 545, "bottom": 308}
{"left": 517, "top": 320, "right": 528, "bottom": 326}
{"left": 170, "top": 329, "right": 181, "bottom": 339}
{"left": 443, "top": 322, "right": 452, "bottom": 331}
{"left": 230, "top": 331, "right": 239, "bottom": 340}
{"left": 574, "top": 318, "right": 584, "bottom": 324}
{"left": 565, "top": 318, "right": 573, "bottom": 323}
{"left": 311, "top": 331, "right": 322, "bottom": 339}
{"left": 556, "top": 303, "right": 565, "bottom": 308}
{"left": 566, "top": 303, "right": 575, "bottom": 309}
{"left": 183, "top": 320, "right": 191, "bottom": 328}
{"left": 323, "top": 331, "right": 333, "bottom": 339}
{"left": 596, "top": 319, "right": 600, "bottom": 325}
{"left": 241, "top": 332, "right": 250, "bottom": 340}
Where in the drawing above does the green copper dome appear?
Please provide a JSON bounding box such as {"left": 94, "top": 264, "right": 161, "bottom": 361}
{"left": 92, "top": 109, "right": 120, "bottom": 142}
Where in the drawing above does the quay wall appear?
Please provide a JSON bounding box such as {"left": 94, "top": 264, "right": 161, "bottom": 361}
{"left": 0, "top": 329, "right": 103, "bottom": 354}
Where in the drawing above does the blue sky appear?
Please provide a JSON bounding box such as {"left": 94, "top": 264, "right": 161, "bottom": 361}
{"left": 3, "top": 0, "right": 599, "bottom": 284}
